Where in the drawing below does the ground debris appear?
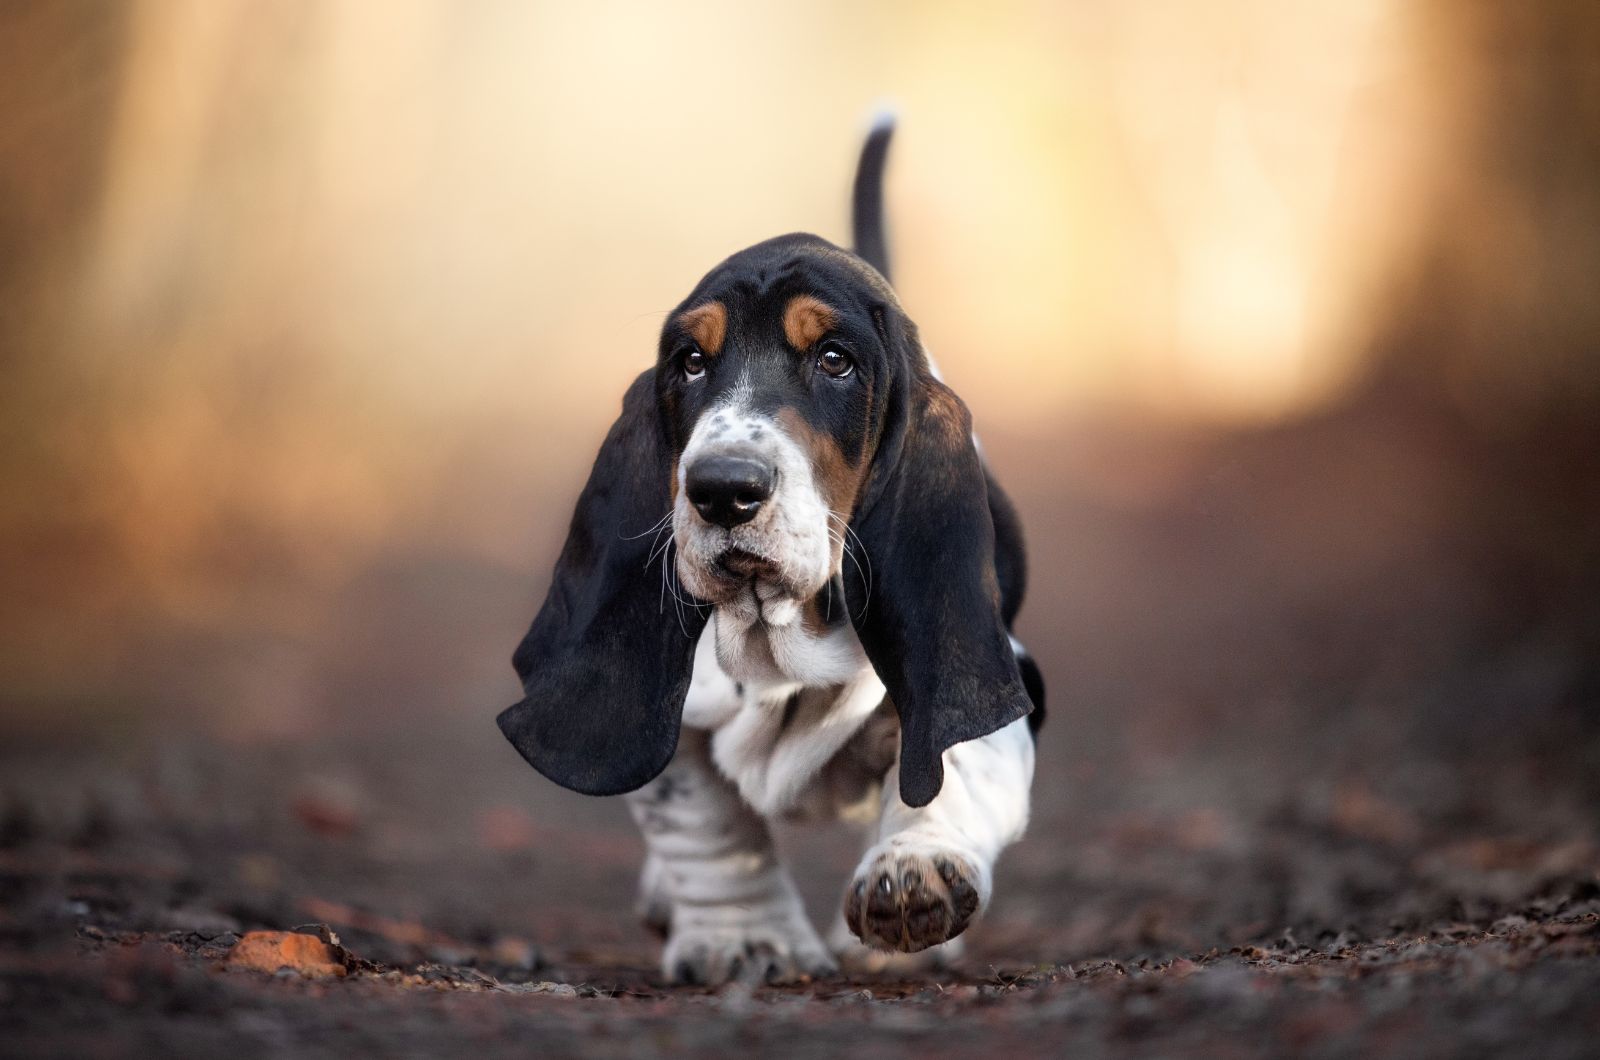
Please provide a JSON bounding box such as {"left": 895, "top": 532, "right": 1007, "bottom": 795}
{"left": 226, "top": 931, "right": 348, "bottom": 979}
{"left": 4, "top": 720, "right": 1598, "bottom": 1056}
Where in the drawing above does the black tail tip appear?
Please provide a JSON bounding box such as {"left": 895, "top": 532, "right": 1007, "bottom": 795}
{"left": 851, "top": 109, "right": 896, "bottom": 281}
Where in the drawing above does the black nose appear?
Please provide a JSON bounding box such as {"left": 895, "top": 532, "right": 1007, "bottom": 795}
{"left": 686, "top": 455, "right": 774, "bottom": 528}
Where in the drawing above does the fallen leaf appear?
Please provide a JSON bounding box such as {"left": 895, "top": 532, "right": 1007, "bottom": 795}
{"left": 227, "top": 931, "right": 347, "bottom": 979}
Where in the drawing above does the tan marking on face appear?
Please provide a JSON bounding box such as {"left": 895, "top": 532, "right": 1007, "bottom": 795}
{"left": 677, "top": 301, "right": 727, "bottom": 355}
{"left": 782, "top": 295, "right": 837, "bottom": 351}
{"left": 774, "top": 408, "right": 866, "bottom": 519}
{"left": 800, "top": 586, "right": 838, "bottom": 637}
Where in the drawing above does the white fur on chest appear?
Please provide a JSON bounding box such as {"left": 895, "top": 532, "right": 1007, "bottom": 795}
{"left": 680, "top": 613, "right": 886, "bottom": 817}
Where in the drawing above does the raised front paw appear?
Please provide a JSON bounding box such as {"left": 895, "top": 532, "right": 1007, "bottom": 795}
{"left": 843, "top": 846, "right": 985, "bottom": 953}
{"left": 663, "top": 915, "right": 837, "bottom": 986}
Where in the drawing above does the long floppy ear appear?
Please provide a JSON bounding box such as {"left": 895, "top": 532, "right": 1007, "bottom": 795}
{"left": 847, "top": 327, "right": 1033, "bottom": 808}
{"left": 497, "top": 370, "right": 708, "bottom": 795}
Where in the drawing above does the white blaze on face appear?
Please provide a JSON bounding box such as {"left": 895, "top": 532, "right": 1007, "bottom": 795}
{"left": 672, "top": 393, "right": 834, "bottom": 605}
{"left": 672, "top": 392, "right": 859, "bottom": 686}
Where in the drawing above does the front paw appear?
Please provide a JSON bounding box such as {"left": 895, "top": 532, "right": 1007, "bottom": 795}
{"left": 663, "top": 914, "right": 836, "bottom": 986}
{"left": 843, "top": 846, "right": 984, "bottom": 953}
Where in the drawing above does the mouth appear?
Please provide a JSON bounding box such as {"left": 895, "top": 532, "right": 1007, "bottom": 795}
{"left": 672, "top": 533, "right": 791, "bottom": 609}
{"left": 672, "top": 503, "right": 825, "bottom": 608}
{"left": 713, "top": 546, "right": 781, "bottom": 584}
{"left": 708, "top": 546, "right": 810, "bottom": 630}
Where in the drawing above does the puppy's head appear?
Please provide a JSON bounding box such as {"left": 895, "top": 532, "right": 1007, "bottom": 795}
{"left": 658, "top": 235, "right": 889, "bottom": 630}
{"left": 499, "top": 233, "right": 1031, "bottom": 807}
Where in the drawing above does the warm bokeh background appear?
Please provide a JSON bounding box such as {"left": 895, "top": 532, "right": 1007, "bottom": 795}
{"left": 2, "top": 0, "right": 1598, "bottom": 996}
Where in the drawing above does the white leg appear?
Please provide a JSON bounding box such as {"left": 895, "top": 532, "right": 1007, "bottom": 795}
{"left": 839, "top": 716, "right": 1034, "bottom": 955}
{"left": 634, "top": 852, "right": 671, "bottom": 938}
{"left": 625, "top": 729, "right": 835, "bottom": 985}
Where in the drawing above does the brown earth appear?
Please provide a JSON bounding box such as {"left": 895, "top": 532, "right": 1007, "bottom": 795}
{"left": 3, "top": 388, "right": 1599, "bottom": 1057}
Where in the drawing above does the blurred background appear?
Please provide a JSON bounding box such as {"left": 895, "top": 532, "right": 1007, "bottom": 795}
{"left": 2, "top": 0, "right": 1597, "bottom": 976}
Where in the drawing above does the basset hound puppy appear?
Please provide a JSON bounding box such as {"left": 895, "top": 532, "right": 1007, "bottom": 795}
{"left": 499, "top": 116, "right": 1046, "bottom": 985}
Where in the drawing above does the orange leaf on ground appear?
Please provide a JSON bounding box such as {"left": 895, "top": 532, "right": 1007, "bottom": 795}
{"left": 227, "top": 931, "right": 347, "bottom": 979}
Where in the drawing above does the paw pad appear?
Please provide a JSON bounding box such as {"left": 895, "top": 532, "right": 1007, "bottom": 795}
{"left": 844, "top": 850, "right": 981, "bottom": 953}
{"left": 663, "top": 924, "right": 836, "bottom": 986}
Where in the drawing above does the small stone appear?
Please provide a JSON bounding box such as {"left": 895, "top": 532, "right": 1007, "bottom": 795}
{"left": 289, "top": 923, "right": 341, "bottom": 947}
{"left": 427, "top": 944, "right": 474, "bottom": 967}
{"left": 161, "top": 906, "right": 243, "bottom": 938}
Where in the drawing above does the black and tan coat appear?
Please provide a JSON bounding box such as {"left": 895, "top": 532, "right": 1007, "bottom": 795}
{"left": 499, "top": 118, "right": 1045, "bottom": 984}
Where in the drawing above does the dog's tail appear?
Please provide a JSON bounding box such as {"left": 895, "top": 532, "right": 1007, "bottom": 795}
{"left": 851, "top": 109, "right": 895, "bottom": 282}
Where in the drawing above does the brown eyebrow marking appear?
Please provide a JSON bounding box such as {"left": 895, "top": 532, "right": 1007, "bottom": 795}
{"left": 677, "top": 301, "right": 726, "bottom": 354}
{"left": 782, "top": 295, "right": 837, "bottom": 351}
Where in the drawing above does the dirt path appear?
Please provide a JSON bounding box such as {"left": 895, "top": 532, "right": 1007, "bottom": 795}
{"left": 3, "top": 721, "right": 1597, "bottom": 1058}
{"left": 4, "top": 399, "right": 1599, "bottom": 1056}
{"left": 5, "top": 907, "right": 1597, "bottom": 1058}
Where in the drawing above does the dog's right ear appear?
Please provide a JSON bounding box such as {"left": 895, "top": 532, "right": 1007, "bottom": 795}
{"left": 497, "top": 370, "right": 707, "bottom": 796}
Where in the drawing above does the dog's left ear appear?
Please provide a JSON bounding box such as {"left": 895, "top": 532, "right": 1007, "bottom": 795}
{"left": 497, "top": 370, "right": 708, "bottom": 796}
{"left": 848, "top": 313, "right": 1033, "bottom": 808}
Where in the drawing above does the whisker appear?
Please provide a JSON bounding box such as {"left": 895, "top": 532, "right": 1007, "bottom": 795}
{"left": 841, "top": 547, "right": 872, "bottom": 622}
{"left": 671, "top": 582, "right": 688, "bottom": 636}
{"left": 824, "top": 522, "right": 852, "bottom": 554}
{"left": 663, "top": 542, "right": 688, "bottom": 635}
{"left": 658, "top": 545, "right": 669, "bottom": 615}
{"left": 661, "top": 543, "right": 708, "bottom": 635}
{"left": 645, "top": 523, "right": 675, "bottom": 571}
{"left": 822, "top": 526, "right": 868, "bottom": 619}
{"left": 829, "top": 512, "right": 871, "bottom": 566}
{"left": 828, "top": 510, "right": 873, "bottom": 620}
{"left": 621, "top": 510, "right": 674, "bottom": 541}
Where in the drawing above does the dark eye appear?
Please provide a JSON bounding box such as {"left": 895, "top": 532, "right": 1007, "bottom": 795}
{"left": 817, "top": 342, "right": 854, "bottom": 378}
{"left": 683, "top": 348, "right": 706, "bottom": 379}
